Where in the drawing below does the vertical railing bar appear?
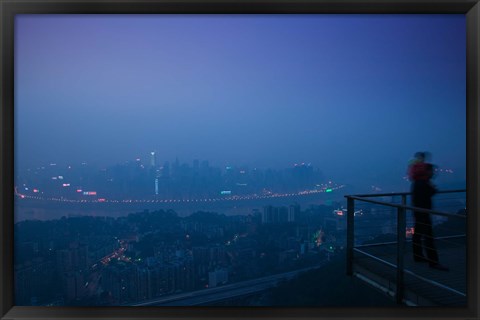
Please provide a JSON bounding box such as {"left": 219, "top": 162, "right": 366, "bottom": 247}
{"left": 401, "top": 194, "right": 407, "bottom": 208}
{"left": 346, "top": 197, "right": 354, "bottom": 276}
{"left": 396, "top": 204, "right": 406, "bottom": 304}
{"left": 402, "top": 193, "right": 408, "bottom": 236}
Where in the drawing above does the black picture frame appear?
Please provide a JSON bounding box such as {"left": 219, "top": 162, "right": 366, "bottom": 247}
{"left": 1, "top": 1, "right": 479, "bottom": 319}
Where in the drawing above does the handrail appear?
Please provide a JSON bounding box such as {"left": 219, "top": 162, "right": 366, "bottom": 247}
{"left": 346, "top": 195, "right": 466, "bottom": 218}
{"left": 349, "top": 189, "right": 465, "bottom": 198}
{"left": 345, "top": 190, "right": 466, "bottom": 219}
{"left": 355, "top": 234, "right": 466, "bottom": 248}
{"left": 345, "top": 189, "right": 466, "bottom": 305}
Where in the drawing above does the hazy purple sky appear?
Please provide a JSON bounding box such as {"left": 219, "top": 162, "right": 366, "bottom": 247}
{"left": 15, "top": 14, "right": 466, "bottom": 190}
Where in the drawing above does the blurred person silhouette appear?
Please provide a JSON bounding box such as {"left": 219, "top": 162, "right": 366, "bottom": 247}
{"left": 408, "top": 151, "right": 448, "bottom": 271}
{"left": 408, "top": 152, "right": 428, "bottom": 181}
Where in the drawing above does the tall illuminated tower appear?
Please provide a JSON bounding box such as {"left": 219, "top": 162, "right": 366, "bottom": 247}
{"left": 150, "top": 151, "right": 156, "bottom": 167}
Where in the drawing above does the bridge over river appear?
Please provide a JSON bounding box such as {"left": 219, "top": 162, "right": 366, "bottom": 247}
{"left": 15, "top": 185, "right": 347, "bottom": 220}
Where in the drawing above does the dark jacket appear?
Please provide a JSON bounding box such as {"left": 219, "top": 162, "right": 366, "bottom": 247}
{"left": 411, "top": 178, "right": 437, "bottom": 209}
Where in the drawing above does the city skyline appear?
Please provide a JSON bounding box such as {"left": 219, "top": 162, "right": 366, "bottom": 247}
{"left": 14, "top": 155, "right": 346, "bottom": 221}
{"left": 13, "top": 14, "right": 468, "bottom": 307}
{"left": 15, "top": 14, "right": 466, "bottom": 192}
{"left": 15, "top": 150, "right": 463, "bottom": 198}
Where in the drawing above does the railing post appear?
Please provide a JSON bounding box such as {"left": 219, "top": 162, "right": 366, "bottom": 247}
{"left": 396, "top": 205, "right": 406, "bottom": 304}
{"left": 401, "top": 194, "right": 407, "bottom": 207}
{"left": 346, "top": 197, "right": 354, "bottom": 276}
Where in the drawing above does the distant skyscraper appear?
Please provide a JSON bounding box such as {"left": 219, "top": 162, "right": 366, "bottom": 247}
{"left": 193, "top": 159, "right": 199, "bottom": 174}
{"left": 262, "top": 206, "right": 273, "bottom": 224}
{"left": 162, "top": 161, "right": 170, "bottom": 178}
{"left": 150, "top": 152, "right": 156, "bottom": 167}
{"left": 288, "top": 204, "right": 300, "bottom": 222}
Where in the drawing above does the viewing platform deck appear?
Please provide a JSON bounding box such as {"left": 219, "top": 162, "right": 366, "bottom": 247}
{"left": 353, "top": 237, "right": 466, "bottom": 306}
{"left": 345, "top": 190, "right": 467, "bottom": 306}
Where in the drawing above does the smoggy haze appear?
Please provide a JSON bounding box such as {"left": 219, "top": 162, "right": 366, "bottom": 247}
{"left": 15, "top": 14, "right": 466, "bottom": 191}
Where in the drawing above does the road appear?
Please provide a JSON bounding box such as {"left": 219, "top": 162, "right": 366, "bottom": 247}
{"left": 130, "top": 264, "right": 326, "bottom": 306}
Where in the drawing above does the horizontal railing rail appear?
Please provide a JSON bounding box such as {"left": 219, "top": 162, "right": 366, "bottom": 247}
{"left": 345, "top": 189, "right": 466, "bottom": 305}
{"left": 346, "top": 195, "right": 467, "bottom": 219}
{"left": 355, "top": 234, "right": 466, "bottom": 249}
{"left": 349, "top": 189, "right": 466, "bottom": 198}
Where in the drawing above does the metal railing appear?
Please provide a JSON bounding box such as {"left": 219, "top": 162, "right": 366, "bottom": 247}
{"left": 345, "top": 189, "right": 466, "bottom": 305}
